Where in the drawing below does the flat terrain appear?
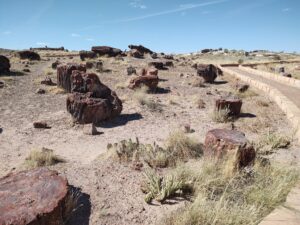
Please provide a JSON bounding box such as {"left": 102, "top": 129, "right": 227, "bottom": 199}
{"left": 0, "top": 50, "right": 299, "bottom": 224}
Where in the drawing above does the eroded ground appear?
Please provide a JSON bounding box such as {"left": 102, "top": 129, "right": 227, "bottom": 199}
{"left": 0, "top": 51, "right": 299, "bottom": 225}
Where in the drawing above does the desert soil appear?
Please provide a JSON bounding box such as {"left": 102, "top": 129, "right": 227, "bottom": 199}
{"left": 0, "top": 52, "right": 299, "bottom": 225}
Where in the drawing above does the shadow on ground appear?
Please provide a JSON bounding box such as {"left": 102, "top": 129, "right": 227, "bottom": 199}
{"left": 98, "top": 113, "right": 143, "bottom": 128}
{"left": 66, "top": 186, "right": 91, "bottom": 225}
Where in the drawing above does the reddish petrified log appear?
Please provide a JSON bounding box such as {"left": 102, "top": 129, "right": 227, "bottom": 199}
{"left": 148, "top": 62, "right": 166, "bottom": 70}
{"left": 57, "top": 63, "right": 86, "bottom": 92}
{"left": 204, "top": 129, "right": 256, "bottom": 168}
{"left": 91, "top": 46, "right": 122, "bottom": 57}
{"left": 197, "top": 64, "right": 222, "bottom": 83}
{"left": 128, "top": 45, "right": 153, "bottom": 54}
{"left": 128, "top": 68, "right": 159, "bottom": 90}
{"left": 0, "top": 168, "right": 69, "bottom": 225}
{"left": 67, "top": 91, "right": 122, "bottom": 124}
{"left": 79, "top": 50, "right": 97, "bottom": 61}
{"left": 216, "top": 96, "right": 243, "bottom": 116}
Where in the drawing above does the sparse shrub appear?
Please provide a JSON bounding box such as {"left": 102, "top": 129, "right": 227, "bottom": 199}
{"left": 64, "top": 188, "right": 82, "bottom": 223}
{"left": 25, "top": 148, "right": 65, "bottom": 168}
{"left": 256, "top": 100, "right": 269, "bottom": 107}
{"left": 163, "top": 159, "right": 299, "bottom": 225}
{"left": 191, "top": 77, "right": 205, "bottom": 87}
{"left": 141, "top": 170, "right": 193, "bottom": 204}
{"left": 133, "top": 86, "right": 162, "bottom": 112}
{"left": 107, "top": 131, "right": 202, "bottom": 168}
{"left": 235, "top": 89, "right": 258, "bottom": 98}
{"left": 256, "top": 131, "right": 291, "bottom": 155}
{"left": 195, "top": 97, "right": 205, "bottom": 109}
{"left": 238, "top": 59, "right": 244, "bottom": 64}
{"left": 212, "top": 108, "right": 231, "bottom": 123}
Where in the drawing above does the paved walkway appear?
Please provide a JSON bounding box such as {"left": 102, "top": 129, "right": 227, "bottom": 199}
{"left": 224, "top": 66, "right": 300, "bottom": 225}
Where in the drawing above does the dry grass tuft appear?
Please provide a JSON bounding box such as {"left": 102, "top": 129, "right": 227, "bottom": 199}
{"left": 48, "top": 86, "right": 66, "bottom": 94}
{"left": 163, "top": 159, "right": 299, "bottom": 225}
{"left": 25, "top": 148, "right": 65, "bottom": 168}
{"left": 133, "top": 86, "right": 163, "bottom": 112}
{"left": 211, "top": 108, "right": 231, "bottom": 123}
{"left": 255, "top": 131, "right": 291, "bottom": 155}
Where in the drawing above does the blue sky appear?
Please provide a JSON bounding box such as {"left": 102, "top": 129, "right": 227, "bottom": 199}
{"left": 0, "top": 0, "right": 299, "bottom": 53}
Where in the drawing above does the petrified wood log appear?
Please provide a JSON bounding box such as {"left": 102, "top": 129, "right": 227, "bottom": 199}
{"left": 57, "top": 63, "right": 86, "bottom": 92}
{"left": 216, "top": 96, "right": 242, "bottom": 116}
{"left": 0, "top": 168, "right": 69, "bottom": 225}
{"left": 0, "top": 55, "right": 10, "bottom": 73}
{"left": 128, "top": 68, "right": 159, "bottom": 90}
{"left": 204, "top": 129, "right": 256, "bottom": 168}
{"left": 79, "top": 50, "right": 97, "bottom": 61}
{"left": 148, "top": 62, "right": 165, "bottom": 70}
{"left": 67, "top": 92, "right": 122, "bottom": 124}
{"left": 197, "top": 64, "right": 221, "bottom": 83}
{"left": 128, "top": 44, "right": 153, "bottom": 54}
{"left": 16, "top": 51, "right": 41, "bottom": 60}
{"left": 91, "top": 46, "right": 122, "bottom": 57}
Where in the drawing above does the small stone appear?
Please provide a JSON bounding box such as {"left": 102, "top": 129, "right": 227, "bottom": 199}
{"left": 83, "top": 123, "right": 99, "bottom": 135}
{"left": 0, "top": 80, "right": 4, "bottom": 88}
{"left": 23, "top": 68, "right": 30, "bottom": 72}
{"left": 33, "top": 121, "right": 50, "bottom": 129}
{"left": 36, "top": 88, "right": 46, "bottom": 94}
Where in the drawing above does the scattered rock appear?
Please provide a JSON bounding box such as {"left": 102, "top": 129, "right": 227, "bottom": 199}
{"left": 36, "top": 88, "right": 46, "bottom": 94}
{"left": 83, "top": 123, "right": 99, "bottom": 135}
{"left": 0, "top": 55, "right": 10, "bottom": 73}
{"left": 0, "top": 168, "right": 69, "bottom": 225}
{"left": 281, "top": 72, "right": 292, "bottom": 78}
{"left": 204, "top": 129, "right": 256, "bottom": 168}
{"left": 216, "top": 96, "right": 242, "bottom": 116}
{"left": 41, "top": 77, "right": 56, "bottom": 86}
{"left": 86, "top": 61, "right": 94, "bottom": 69}
{"left": 197, "top": 64, "right": 222, "bottom": 83}
{"left": 128, "top": 45, "right": 153, "bottom": 54}
{"left": 79, "top": 50, "right": 97, "bottom": 61}
{"left": 165, "top": 61, "right": 174, "bottom": 67}
{"left": 129, "top": 49, "right": 143, "bottom": 58}
{"left": 0, "top": 80, "right": 4, "bottom": 88}
{"left": 57, "top": 63, "right": 86, "bottom": 92}
{"left": 127, "top": 66, "right": 137, "bottom": 75}
{"left": 163, "top": 55, "right": 174, "bottom": 60}
{"left": 148, "top": 62, "right": 166, "bottom": 70}
{"left": 16, "top": 50, "right": 41, "bottom": 60}
{"left": 151, "top": 53, "right": 158, "bottom": 59}
{"left": 91, "top": 46, "right": 122, "bottom": 57}
{"left": 278, "top": 67, "right": 285, "bottom": 73}
{"left": 234, "top": 82, "right": 249, "bottom": 93}
{"left": 33, "top": 121, "right": 50, "bottom": 129}
{"left": 23, "top": 68, "right": 30, "bottom": 72}
{"left": 51, "top": 60, "right": 61, "bottom": 69}
{"left": 201, "top": 49, "right": 211, "bottom": 54}
{"left": 128, "top": 68, "right": 159, "bottom": 90}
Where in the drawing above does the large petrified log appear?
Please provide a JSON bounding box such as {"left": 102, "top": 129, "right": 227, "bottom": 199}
{"left": 204, "top": 129, "right": 256, "bottom": 168}
{"left": 128, "top": 44, "right": 153, "bottom": 54}
{"left": 16, "top": 50, "right": 41, "bottom": 60}
{"left": 91, "top": 46, "right": 122, "bottom": 57}
{"left": 0, "top": 55, "right": 10, "bottom": 73}
{"left": 57, "top": 63, "right": 86, "bottom": 92}
{"left": 67, "top": 71, "right": 122, "bottom": 123}
{"left": 128, "top": 68, "right": 159, "bottom": 90}
{"left": 79, "top": 50, "right": 97, "bottom": 61}
{"left": 216, "top": 96, "right": 242, "bottom": 116}
{"left": 0, "top": 168, "right": 69, "bottom": 225}
{"left": 129, "top": 49, "right": 143, "bottom": 58}
{"left": 197, "top": 64, "right": 222, "bottom": 83}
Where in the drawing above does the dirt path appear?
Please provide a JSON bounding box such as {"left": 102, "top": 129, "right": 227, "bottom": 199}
{"left": 228, "top": 67, "right": 300, "bottom": 107}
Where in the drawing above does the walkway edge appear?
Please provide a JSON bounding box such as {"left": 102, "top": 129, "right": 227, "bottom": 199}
{"left": 239, "top": 65, "right": 300, "bottom": 89}
{"left": 219, "top": 65, "right": 300, "bottom": 225}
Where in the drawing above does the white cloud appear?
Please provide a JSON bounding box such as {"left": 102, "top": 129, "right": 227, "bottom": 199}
{"left": 36, "top": 42, "right": 48, "bottom": 46}
{"left": 82, "top": 0, "right": 227, "bottom": 30}
{"left": 129, "top": 0, "right": 147, "bottom": 9}
{"left": 86, "top": 38, "right": 95, "bottom": 41}
{"left": 3, "top": 31, "right": 12, "bottom": 35}
{"left": 282, "top": 8, "right": 290, "bottom": 12}
{"left": 71, "top": 33, "right": 80, "bottom": 37}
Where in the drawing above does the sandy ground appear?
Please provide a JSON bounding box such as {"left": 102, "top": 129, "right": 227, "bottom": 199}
{"left": 0, "top": 52, "right": 299, "bottom": 225}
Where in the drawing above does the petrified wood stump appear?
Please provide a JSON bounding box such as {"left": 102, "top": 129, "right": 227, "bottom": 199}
{"left": 57, "top": 63, "right": 86, "bottom": 93}
{"left": 0, "top": 168, "right": 69, "bottom": 225}
{"left": 0, "top": 55, "right": 10, "bottom": 73}
{"left": 67, "top": 92, "right": 122, "bottom": 124}
{"left": 216, "top": 96, "right": 242, "bottom": 116}
{"left": 197, "top": 64, "right": 222, "bottom": 83}
{"left": 204, "top": 129, "right": 256, "bottom": 168}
